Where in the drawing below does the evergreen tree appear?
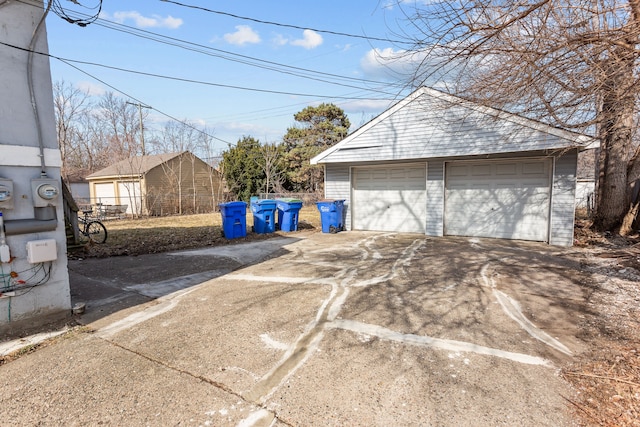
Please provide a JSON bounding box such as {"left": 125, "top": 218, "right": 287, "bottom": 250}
{"left": 283, "top": 104, "right": 350, "bottom": 193}
{"left": 221, "top": 136, "right": 263, "bottom": 201}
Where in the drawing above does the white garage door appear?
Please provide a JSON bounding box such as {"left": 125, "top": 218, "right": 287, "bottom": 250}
{"left": 352, "top": 165, "right": 426, "bottom": 233}
{"left": 445, "top": 159, "right": 551, "bottom": 241}
{"left": 94, "top": 182, "right": 116, "bottom": 205}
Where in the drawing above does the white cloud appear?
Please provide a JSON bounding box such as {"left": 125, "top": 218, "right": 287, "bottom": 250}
{"left": 109, "top": 11, "right": 183, "bottom": 29}
{"left": 213, "top": 121, "right": 282, "bottom": 143}
{"left": 360, "top": 47, "right": 425, "bottom": 79}
{"left": 382, "top": 0, "right": 436, "bottom": 9}
{"left": 272, "top": 34, "right": 289, "bottom": 46}
{"left": 342, "top": 99, "right": 394, "bottom": 113}
{"left": 224, "top": 25, "right": 261, "bottom": 46}
{"left": 290, "top": 30, "right": 323, "bottom": 49}
{"left": 76, "top": 81, "right": 105, "bottom": 96}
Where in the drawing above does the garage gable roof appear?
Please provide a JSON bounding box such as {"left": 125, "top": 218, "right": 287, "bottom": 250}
{"left": 311, "top": 87, "right": 596, "bottom": 164}
{"left": 86, "top": 152, "right": 185, "bottom": 180}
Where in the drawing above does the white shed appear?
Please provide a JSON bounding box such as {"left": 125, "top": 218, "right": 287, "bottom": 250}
{"left": 311, "top": 87, "right": 596, "bottom": 246}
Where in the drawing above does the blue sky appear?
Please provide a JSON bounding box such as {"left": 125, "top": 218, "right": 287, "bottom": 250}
{"left": 43, "top": 0, "right": 422, "bottom": 153}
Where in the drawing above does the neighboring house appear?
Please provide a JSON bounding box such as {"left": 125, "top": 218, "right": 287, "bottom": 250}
{"left": 86, "top": 152, "right": 224, "bottom": 216}
{"left": 311, "top": 87, "right": 596, "bottom": 246}
{"left": 66, "top": 177, "right": 90, "bottom": 206}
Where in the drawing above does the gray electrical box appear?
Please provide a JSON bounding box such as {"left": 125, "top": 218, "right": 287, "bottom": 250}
{"left": 31, "top": 178, "right": 60, "bottom": 207}
{"left": 0, "top": 179, "right": 14, "bottom": 209}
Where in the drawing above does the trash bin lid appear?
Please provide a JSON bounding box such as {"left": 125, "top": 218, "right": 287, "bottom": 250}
{"left": 277, "top": 198, "right": 302, "bottom": 203}
{"left": 219, "top": 201, "right": 247, "bottom": 208}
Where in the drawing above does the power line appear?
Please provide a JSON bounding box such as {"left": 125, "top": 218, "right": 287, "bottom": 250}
{"left": 1, "top": 40, "right": 395, "bottom": 101}
{"left": 41, "top": 4, "right": 402, "bottom": 92}
{"left": 159, "top": 0, "right": 411, "bottom": 45}
{"left": 50, "top": 0, "right": 102, "bottom": 27}
{"left": 17, "top": 0, "right": 406, "bottom": 100}
{"left": 10, "top": 1, "right": 406, "bottom": 145}
{"left": 57, "top": 56, "right": 382, "bottom": 148}
{"left": 54, "top": 56, "right": 232, "bottom": 144}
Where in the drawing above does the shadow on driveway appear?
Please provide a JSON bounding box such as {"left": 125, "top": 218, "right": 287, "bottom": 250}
{"left": 68, "top": 236, "right": 304, "bottom": 325}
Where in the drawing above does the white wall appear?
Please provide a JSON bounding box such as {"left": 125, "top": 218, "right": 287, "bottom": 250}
{"left": 0, "top": 1, "right": 71, "bottom": 333}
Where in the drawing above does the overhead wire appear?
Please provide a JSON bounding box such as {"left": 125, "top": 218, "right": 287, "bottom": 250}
{"left": 50, "top": 0, "right": 102, "bottom": 27}
{"left": 16, "top": 0, "right": 407, "bottom": 123}
{"left": 2, "top": 40, "right": 394, "bottom": 101}
{"left": 14, "top": 0, "right": 408, "bottom": 144}
{"left": 5, "top": 37, "right": 386, "bottom": 145}
{"left": 56, "top": 56, "right": 232, "bottom": 144}
{"left": 17, "top": 0, "right": 408, "bottom": 104}
{"left": 159, "top": 0, "right": 412, "bottom": 46}
{"left": 35, "top": 3, "right": 403, "bottom": 94}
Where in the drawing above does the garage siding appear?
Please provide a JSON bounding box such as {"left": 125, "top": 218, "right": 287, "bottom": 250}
{"left": 426, "top": 160, "right": 444, "bottom": 237}
{"left": 317, "top": 89, "right": 588, "bottom": 165}
{"left": 550, "top": 150, "right": 578, "bottom": 246}
{"left": 324, "top": 164, "right": 351, "bottom": 230}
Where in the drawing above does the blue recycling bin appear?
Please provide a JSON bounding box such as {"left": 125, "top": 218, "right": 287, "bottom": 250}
{"left": 316, "top": 199, "right": 345, "bottom": 233}
{"left": 219, "top": 201, "right": 247, "bottom": 239}
{"left": 251, "top": 199, "right": 277, "bottom": 234}
{"left": 276, "top": 198, "right": 303, "bottom": 232}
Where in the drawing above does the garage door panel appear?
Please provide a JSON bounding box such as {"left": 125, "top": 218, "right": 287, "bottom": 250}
{"left": 94, "top": 183, "right": 115, "bottom": 205}
{"left": 522, "top": 161, "right": 546, "bottom": 175}
{"left": 471, "top": 164, "right": 492, "bottom": 176}
{"left": 445, "top": 160, "right": 550, "bottom": 242}
{"left": 353, "top": 166, "right": 426, "bottom": 233}
{"left": 448, "top": 165, "right": 469, "bottom": 177}
{"left": 496, "top": 163, "right": 517, "bottom": 175}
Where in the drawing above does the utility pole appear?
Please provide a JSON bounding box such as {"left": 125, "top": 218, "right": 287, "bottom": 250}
{"left": 126, "top": 101, "right": 151, "bottom": 155}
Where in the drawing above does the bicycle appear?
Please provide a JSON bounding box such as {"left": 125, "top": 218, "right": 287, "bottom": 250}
{"left": 78, "top": 209, "right": 108, "bottom": 244}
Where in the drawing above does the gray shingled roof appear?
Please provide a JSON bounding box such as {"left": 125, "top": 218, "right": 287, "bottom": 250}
{"left": 86, "top": 152, "right": 184, "bottom": 179}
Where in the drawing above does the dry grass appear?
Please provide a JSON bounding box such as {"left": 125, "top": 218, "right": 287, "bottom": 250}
{"left": 71, "top": 205, "right": 322, "bottom": 258}
{"left": 566, "top": 220, "right": 640, "bottom": 426}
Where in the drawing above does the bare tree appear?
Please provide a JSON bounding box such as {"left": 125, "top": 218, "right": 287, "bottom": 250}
{"left": 53, "top": 79, "right": 90, "bottom": 181}
{"left": 97, "top": 92, "right": 144, "bottom": 160}
{"left": 393, "top": 0, "right": 640, "bottom": 233}
{"left": 154, "top": 120, "right": 200, "bottom": 154}
{"left": 256, "top": 142, "right": 285, "bottom": 195}
{"left": 196, "top": 127, "right": 225, "bottom": 210}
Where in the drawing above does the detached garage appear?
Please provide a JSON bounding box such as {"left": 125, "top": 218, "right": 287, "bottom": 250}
{"left": 311, "top": 87, "right": 596, "bottom": 246}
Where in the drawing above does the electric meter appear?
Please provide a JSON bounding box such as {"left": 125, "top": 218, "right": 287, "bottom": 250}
{"left": 0, "top": 179, "right": 14, "bottom": 209}
{"left": 31, "top": 178, "right": 60, "bottom": 207}
{"left": 37, "top": 183, "right": 59, "bottom": 200}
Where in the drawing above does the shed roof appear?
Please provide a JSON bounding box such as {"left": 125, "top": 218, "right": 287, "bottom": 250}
{"left": 311, "top": 87, "right": 597, "bottom": 164}
{"left": 86, "top": 152, "right": 185, "bottom": 179}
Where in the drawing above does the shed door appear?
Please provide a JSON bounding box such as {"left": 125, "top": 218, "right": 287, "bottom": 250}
{"left": 352, "top": 165, "right": 426, "bottom": 233}
{"left": 94, "top": 182, "right": 116, "bottom": 205}
{"left": 444, "top": 159, "right": 551, "bottom": 241}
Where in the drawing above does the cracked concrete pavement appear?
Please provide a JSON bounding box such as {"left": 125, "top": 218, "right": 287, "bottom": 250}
{"left": 0, "top": 231, "right": 590, "bottom": 426}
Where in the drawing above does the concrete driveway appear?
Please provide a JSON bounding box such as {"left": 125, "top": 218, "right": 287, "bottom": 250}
{"left": 0, "top": 231, "right": 588, "bottom": 426}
